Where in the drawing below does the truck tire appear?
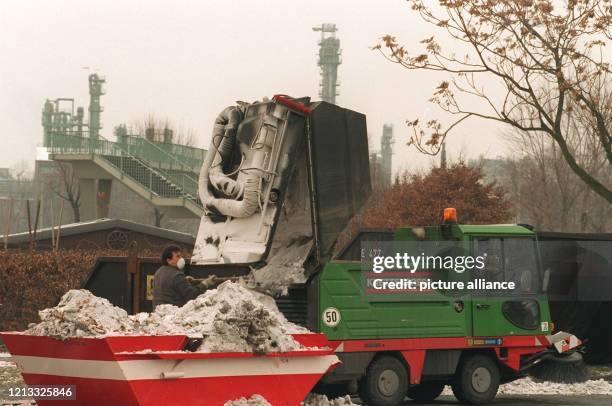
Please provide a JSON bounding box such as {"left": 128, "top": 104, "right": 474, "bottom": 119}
{"left": 406, "top": 381, "right": 445, "bottom": 402}
{"left": 358, "top": 356, "right": 408, "bottom": 406}
{"left": 451, "top": 354, "right": 500, "bottom": 405}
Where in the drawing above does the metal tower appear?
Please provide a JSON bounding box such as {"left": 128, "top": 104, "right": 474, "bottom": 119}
{"left": 313, "top": 23, "right": 341, "bottom": 104}
{"left": 41, "top": 98, "right": 78, "bottom": 147}
{"left": 88, "top": 73, "right": 106, "bottom": 139}
{"left": 380, "top": 124, "right": 395, "bottom": 187}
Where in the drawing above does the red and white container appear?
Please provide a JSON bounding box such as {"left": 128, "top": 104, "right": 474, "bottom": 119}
{"left": 1, "top": 332, "right": 339, "bottom": 406}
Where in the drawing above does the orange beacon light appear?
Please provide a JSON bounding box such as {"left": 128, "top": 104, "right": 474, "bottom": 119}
{"left": 443, "top": 207, "right": 457, "bottom": 224}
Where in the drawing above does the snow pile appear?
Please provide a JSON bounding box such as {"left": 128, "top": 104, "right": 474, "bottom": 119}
{"left": 498, "top": 377, "right": 612, "bottom": 395}
{"left": 441, "top": 377, "right": 612, "bottom": 396}
{"left": 26, "top": 289, "right": 134, "bottom": 338}
{"left": 134, "top": 281, "right": 304, "bottom": 353}
{"left": 300, "top": 394, "right": 359, "bottom": 406}
{"left": 26, "top": 282, "right": 305, "bottom": 353}
{"left": 224, "top": 395, "right": 272, "bottom": 406}
{"left": 0, "top": 353, "right": 13, "bottom": 368}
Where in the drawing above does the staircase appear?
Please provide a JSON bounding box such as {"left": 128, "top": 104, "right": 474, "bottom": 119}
{"left": 47, "top": 132, "right": 205, "bottom": 218}
{"left": 102, "top": 155, "right": 181, "bottom": 198}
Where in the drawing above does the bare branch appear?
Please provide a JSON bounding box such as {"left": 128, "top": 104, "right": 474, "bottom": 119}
{"left": 376, "top": 0, "right": 612, "bottom": 204}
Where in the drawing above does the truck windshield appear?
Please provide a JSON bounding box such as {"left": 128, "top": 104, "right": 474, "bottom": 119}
{"left": 473, "top": 237, "right": 541, "bottom": 295}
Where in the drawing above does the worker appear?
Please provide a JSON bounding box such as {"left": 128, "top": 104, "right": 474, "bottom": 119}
{"left": 152, "top": 245, "right": 217, "bottom": 309}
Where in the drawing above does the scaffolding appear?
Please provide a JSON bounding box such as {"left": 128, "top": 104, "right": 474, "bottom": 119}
{"left": 380, "top": 124, "right": 394, "bottom": 187}
{"left": 88, "top": 74, "right": 106, "bottom": 139}
{"left": 41, "top": 73, "right": 106, "bottom": 145}
{"left": 313, "top": 23, "right": 341, "bottom": 104}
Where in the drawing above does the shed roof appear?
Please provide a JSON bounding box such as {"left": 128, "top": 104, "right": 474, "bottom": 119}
{"left": 5, "top": 218, "right": 195, "bottom": 245}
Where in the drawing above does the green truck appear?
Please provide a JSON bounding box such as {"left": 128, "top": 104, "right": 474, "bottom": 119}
{"left": 311, "top": 221, "right": 578, "bottom": 405}
{"left": 84, "top": 96, "right": 589, "bottom": 405}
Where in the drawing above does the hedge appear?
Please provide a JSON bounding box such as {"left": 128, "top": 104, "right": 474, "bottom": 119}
{"left": 0, "top": 249, "right": 128, "bottom": 331}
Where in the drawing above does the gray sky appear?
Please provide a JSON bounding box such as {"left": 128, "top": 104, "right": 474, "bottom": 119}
{"left": 0, "top": 0, "right": 508, "bottom": 176}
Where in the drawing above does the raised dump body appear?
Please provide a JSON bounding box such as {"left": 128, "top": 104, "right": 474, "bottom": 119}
{"left": 189, "top": 95, "right": 371, "bottom": 290}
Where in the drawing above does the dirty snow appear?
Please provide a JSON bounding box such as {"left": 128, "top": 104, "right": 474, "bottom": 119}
{"left": 0, "top": 353, "right": 12, "bottom": 367}
{"left": 26, "top": 289, "right": 135, "bottom": 337}
{"left": 441, "top": 377, "right": 612, "bottom": 396}
{"left": 247, "top": 240, "right": 312, "bottom": 296}
{"left": 0, "top": 361, "right": 25, "bottom": 394}
{"left": 498, "top": 377, "right": 612, "bottom": 395}
{"left": 301, "top": 394, "right": 359, "bottom": 406}
{"left": 224, "top": 394, "right": 272, "bottom": 406}
{"left": 134, "top": 281, "right": 303, "bottom": 353}
{"left": 25, "top": 282, "right": 304, "bottom": 353}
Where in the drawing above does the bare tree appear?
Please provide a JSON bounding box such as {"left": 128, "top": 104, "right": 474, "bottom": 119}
{"left": 376, "top": 0, "right": 612, "bottom": 203}
{"left": 504, "top": 127, "right": 611, "bottom": 231}
{"left": 48, "top": 163, "right": 81, "bottom": 223}
{"left": 10, "top": 159, "right": 33, "bottom": 182}
{"left": 128, "top": 115, "right": 197, "bottom": 146}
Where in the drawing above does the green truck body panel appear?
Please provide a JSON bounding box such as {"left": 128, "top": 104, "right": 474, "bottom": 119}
{"left": 318, "top": 224, "right": 552, "bottom": 341}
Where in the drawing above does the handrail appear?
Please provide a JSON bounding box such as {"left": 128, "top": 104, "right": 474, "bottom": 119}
{"left": 120, "top": 136, "right": 205, "bottom": 173}
{"left": 137, "top": 137, "right": 201, "bottom": 182}
{"left": 139, "top": 136, "right": 191, "bottom": 171}
{"left": 110, "top": 141, "right": 200, "bottom": 206}
{"left": 47, "top": 131, "right": 205, "bottom": 173}
{"left": 47, "top": 132, "right": 201, "bottom": 207}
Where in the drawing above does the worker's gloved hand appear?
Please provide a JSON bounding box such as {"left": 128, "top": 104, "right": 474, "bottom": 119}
{"left": 185, "top": 275, "right": 199, "bottom": 286}
{"left": 200, "top": 275, "right": 218, "bottom": 289}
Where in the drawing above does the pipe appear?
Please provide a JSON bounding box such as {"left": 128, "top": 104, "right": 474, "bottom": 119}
{"left": 207, "top": 106, "right": 243, "bottom": 199}
{"left": 198, "top": 105, "right": 263, "bottom": 218}
{"left": 198, "top": 106, "right": 242, "bottom": 204}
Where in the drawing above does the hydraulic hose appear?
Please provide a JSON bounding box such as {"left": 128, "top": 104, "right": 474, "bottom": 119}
{"left": 198, "top": 104, "right": 263, "bottom": 218}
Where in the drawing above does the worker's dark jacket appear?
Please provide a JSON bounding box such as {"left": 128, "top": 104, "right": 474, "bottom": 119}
{"left": 152, "top": 265, "right": 202, "bottom": 309}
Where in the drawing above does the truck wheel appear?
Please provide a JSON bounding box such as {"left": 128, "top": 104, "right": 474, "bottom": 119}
{"left": 451, "top": 354, "right": 500, "bottom": 405}
{"left": 358, "top": 356, "right": 408, "bottom": 406}
{"left": 406, "top": 381, "right": 445, "bottom": 402}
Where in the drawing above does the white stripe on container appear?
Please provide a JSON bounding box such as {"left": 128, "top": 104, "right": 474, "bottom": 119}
{"left": 12, "top": 354, "right": 339, "bottom": 381}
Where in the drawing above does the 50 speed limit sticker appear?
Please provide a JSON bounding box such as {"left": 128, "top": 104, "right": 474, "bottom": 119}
{"left": 322, "top": 307, "right": 341, "bottom": 327}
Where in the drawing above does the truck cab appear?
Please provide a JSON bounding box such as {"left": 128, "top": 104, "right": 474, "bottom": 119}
{"left": 321, "top": 224, "right": 548, "bottom": 340}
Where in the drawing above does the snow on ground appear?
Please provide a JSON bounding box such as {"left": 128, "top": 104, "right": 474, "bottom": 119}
{"left": 0, "top": 353, "right": 12, "bottom": 367}
{"left": 25, "top": 282, "right": 305, "bottom": 353}
{"left": 224, "top": 394, "right": 272, "bottom": 406}
{"left": 498, "top": 377, "right": 612, "bottom": 395}
{"left": 301, "top": 394, "right": 359, "bottom": 406}
{"left": 441, "top": 377, "right": 612, "bottom": 396}
{"left": 0, "top": 362, "right": 24, "bottom": 390}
